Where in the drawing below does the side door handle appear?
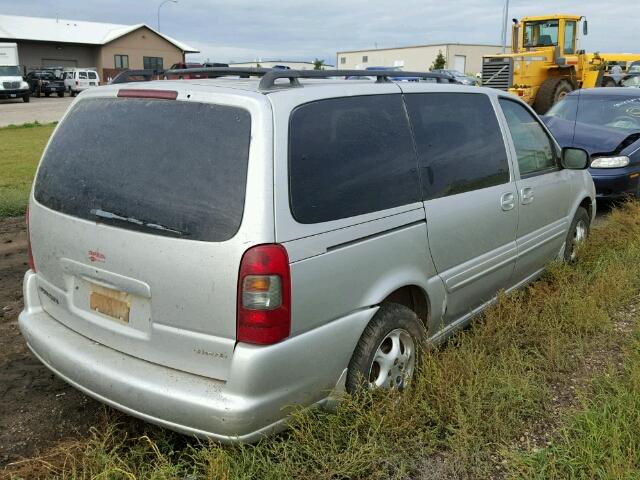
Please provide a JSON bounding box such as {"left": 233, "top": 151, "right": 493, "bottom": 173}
{"left": 521, "top": 187, "right": 534, "bottom": 205}
{"left": 500, "top": 192, "right": 515, "bottom": 211}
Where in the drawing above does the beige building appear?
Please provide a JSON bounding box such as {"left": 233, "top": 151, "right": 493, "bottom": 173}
{"left": 0, "top": 14, "right": 198, "bottom": 80}
{"left": 337, "top": 43, "right": 504, "bottom": 75}
{"left": 229, "top": 60, "right": 334, "bottom": 70}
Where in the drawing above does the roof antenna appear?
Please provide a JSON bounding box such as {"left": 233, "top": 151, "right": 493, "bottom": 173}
{"left": 56, "top": 13, "right": 59, "bottom": 23}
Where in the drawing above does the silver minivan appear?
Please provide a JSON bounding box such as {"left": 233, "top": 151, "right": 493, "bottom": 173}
{"left": 19, "top": 69, "right": 595, "bottom": 442}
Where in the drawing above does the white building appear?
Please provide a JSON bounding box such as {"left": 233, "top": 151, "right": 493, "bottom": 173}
{"left": 337, "top": 43, "right": 504, "bottom": 75}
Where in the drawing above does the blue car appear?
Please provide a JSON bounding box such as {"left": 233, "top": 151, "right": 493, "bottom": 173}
{"left": 542, "top": 88, "right": 640, "bottom": 200}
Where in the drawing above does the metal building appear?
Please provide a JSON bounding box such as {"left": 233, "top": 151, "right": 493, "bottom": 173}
{"left": 337, "top": 43, "right": 504, "bottom": 75}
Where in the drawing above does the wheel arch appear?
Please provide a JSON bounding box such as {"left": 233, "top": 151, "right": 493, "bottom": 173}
{"left": 380, "top": 284, "right": 431, "bottom": 330}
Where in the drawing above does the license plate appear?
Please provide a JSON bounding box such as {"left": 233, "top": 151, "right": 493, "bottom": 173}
{"left": 90, "top": 82, "right": 95, "bottom": 86}
{"left": 90, "top": 284, "right": 130, "bottom": 323}
{"left": 9, "top": 94, "right": 16, "bottom": 98}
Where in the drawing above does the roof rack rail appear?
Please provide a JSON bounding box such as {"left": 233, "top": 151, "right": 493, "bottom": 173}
{"left": 110, "top": 67, "right": 454, "bottom": 90}
{"left": 165, "top": 67, "right": 274, "bottom": 79}
{"left": 258, "top": 69, "right": 452, "bottom": 91}
{"left": 110, "top": 69, "right": 161, "bottom": 84}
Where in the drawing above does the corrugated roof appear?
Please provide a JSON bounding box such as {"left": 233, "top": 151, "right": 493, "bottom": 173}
{"left": 0, "top": 14, "right": 198, "bottom": 53}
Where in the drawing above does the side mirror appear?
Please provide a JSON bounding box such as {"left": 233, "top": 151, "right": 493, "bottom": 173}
{"left": 583, "top": 20, "right": 588, "bottom": 36}
{"left": 562, "top": 147, "right": 589, "bottom": 169}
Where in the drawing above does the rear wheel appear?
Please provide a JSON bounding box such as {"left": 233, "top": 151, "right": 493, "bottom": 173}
{"left": 533, "top": 78, "right": 573, "bottom": 114}
{"left": 564, "top": 207, "right": 590, "bottom": 262}
{"left": 346, "top": 303, "right": 425, "bottom": 393}
{"left": 22, "top": 94, "right": 30, "bottom": 103}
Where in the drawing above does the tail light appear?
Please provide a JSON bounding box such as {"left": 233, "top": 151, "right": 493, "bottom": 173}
{"left": 26, "top": 206, "right": 36, "bottom": 272}
{"left": 76, "top": 81, "right": 79, "bottom": 86}
{"left": 237, "top": 244, "right": 291, "bottom": 345}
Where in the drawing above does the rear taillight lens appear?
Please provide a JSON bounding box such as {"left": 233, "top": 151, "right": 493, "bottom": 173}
{"left": 237, "top": 244, "right": 291, "bottom": 345}
{"left": 75, "top": 80, "right": 79, "bottom": 85}
{"left": 26, "top": 206, "right": 35, "bottom": 272}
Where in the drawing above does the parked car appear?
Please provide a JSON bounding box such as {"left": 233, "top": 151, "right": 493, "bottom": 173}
{"left": 621, "top": 74, "right": 640, "bottom": 88}
{"left": 63, "top": 69, "right": 100, "bottom": 96}
{"left": 431, "top": 69, "right": 479, "bottom": 86}
{"left": 542, "top": 88, "right": 640, "bottom": 200}
{"left": 20, "top": 72, "right": 594, "bottom": 442}
{"left": 26, "top": 70, "right": 65, "bottom": 97}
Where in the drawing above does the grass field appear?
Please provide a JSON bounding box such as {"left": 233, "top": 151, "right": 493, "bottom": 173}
{"left": 0, "top": 122, "right": 55, "bottom": 219}
{"left": 7, "top": 202, "right": 640, "bottom": 479}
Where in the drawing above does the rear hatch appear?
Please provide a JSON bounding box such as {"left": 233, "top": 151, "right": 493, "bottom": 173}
{"left": 29, "top": 92, "right": 261, "bottom": 380}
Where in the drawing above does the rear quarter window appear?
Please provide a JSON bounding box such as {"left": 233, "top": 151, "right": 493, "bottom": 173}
{"left": 288, "top": 94, "right": 420, "bottom": 224}
{"left": 35, "top": 98, "right": 251, "bottom": 242}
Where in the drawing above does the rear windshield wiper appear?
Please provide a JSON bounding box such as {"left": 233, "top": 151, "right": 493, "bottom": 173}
{"left": 90, "top": 208, "right": 187, "bottom": 236}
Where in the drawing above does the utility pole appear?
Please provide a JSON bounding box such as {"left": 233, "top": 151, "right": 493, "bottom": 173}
{"left": 501, "top": 0, "right": 510, "bottom": 53}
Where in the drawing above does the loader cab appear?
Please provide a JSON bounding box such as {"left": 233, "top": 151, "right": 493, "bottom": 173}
{"left": 513, "top": 15, "right": 583, "bottom": 56}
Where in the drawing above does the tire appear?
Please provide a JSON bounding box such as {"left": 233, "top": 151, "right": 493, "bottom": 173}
{"left": 564, "top": 207, "right": 590, "bottom": 262}
{"left": 346, "top": 303, "right": 426, "bottom": 393}
{"left": 70, "top": 90, "right": 76, "bottom": 97}
{"left": 22, "top": 94, "right": 30, "bottom": 103}
{"left": 602, "top": 77, "right": 617, "bottom": 87}
{"left": 533, "top": 78, "right": 574, "bottom": 114}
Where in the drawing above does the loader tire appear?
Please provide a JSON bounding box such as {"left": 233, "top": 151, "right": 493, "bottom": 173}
{"left": 533, "top": 78, "right": 573, "bottom": 114}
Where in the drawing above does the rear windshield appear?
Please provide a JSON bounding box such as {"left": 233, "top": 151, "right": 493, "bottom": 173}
{"left": 35, "top": 98, "right": 251, "bottom": 242}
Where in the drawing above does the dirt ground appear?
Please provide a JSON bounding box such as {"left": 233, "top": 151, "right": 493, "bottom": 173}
{"left": 0, "top": 216, "right": 102, "bottom": 467}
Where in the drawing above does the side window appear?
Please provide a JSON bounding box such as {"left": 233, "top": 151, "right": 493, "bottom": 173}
{"left": 78, "top": 71, "right": 88, "bottom": 79}
{"left": 499, "top": 98, "right": 557, "bottom": 176}
{"left": 404, "top": 93, "right": 510, "bottom": 199}
{"left": 289, "top": 95, "right": 420, "bottom": 224}
{"left": 563, "top": 21, "right": 576, "bottom": 54}
{"left": 88, "top": 72, "right": 97, "bottom": 79}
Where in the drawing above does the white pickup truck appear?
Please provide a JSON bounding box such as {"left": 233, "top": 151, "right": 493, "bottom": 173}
{"left": 0, "top": 43, "right": 30, "bottom": 102}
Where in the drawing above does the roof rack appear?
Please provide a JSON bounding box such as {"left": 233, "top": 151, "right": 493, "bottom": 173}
{"left": 110, "top": 69, "right": 161, "bottom": 84}
{"left": 111, "top": 67, "right": 454, "bottom": 91}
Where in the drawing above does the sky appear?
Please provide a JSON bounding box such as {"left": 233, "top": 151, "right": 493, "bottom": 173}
{"left": 2, "top": 0, "right": 639, "bottom": 65}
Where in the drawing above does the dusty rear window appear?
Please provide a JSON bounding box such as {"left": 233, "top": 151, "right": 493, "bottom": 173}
{"left": 35, "top": 97, "right": 251, "bottom": 241}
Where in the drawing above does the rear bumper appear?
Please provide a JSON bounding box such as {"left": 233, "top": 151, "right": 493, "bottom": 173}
{"left": 39, "top": 85, "right": 65, "bottom": 93}
{"left": 19, "top": 271, "right": 372, "bottom": 442}
{"left": 0, "top": 88, "right": 29, "bottom": 98}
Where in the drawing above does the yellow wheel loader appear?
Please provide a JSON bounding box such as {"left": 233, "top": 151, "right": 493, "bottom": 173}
{"left": 482, "top": 14, "right": 640, "bottom": 113}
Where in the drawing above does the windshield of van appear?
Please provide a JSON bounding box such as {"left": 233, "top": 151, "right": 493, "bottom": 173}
{"left": 0, "top": 66, "right": 21, "bottom": 76}
{"left": 34, "top": 98, "right": 251, "bottom": 241}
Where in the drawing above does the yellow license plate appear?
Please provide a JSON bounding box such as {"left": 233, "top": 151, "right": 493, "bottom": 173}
{"left": 90, "top": 284, "right": 130, "bottom": 323}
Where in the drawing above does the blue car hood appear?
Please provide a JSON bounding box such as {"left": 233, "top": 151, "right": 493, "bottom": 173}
{"left": 541, "top": 115, "right": 640, "bottom": 156}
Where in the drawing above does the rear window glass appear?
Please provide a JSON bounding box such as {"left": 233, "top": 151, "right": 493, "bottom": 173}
{"left": 88, "top": 71, "right": 97, "bottom": 79}
{"left": 35, "top": 98, "right": 251, "bottom": 242}
{"left": 78, "top": 72, "right": 87, "bottom": 79}
{"left": 288, "top": 94, "right": 420, "bottom": 224}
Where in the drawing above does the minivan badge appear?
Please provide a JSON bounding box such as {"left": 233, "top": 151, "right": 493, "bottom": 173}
{"left": 88, "top": 250, "right": 106, "bottom": 263}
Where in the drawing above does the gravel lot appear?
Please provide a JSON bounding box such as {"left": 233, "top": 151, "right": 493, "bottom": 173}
{"left": 0, "top": 96, "right": 73, "bottom": 127}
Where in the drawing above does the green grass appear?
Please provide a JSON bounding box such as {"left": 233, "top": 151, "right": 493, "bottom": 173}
{"left": 0, "top": 122, "right": 55, "bottom": 218}
{"left": 507, "top": 335, "right": 640, "bottom": 480}
{"left": 8, "top": 203, "right": 640, "bottom": 480}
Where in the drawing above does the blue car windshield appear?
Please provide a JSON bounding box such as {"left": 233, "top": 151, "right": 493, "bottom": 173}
{"left": 547, "top": 95, "right": 640, "bottom": 133}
